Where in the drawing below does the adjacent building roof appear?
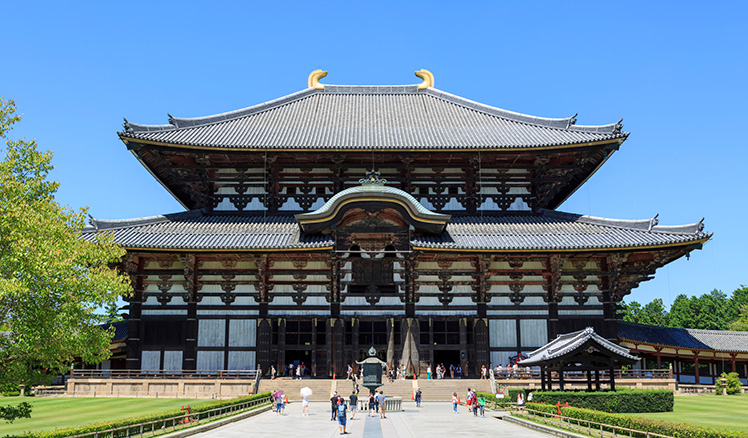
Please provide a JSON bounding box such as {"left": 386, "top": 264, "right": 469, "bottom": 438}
{"left": 618, "top": 321, "right": 748, "bottom": 353}
{"left": 520, "top": 327, "right": 639, "bottom": 367}
{"left": 101, "top": 320, "right": 129, "bottom": 342}
{"left": 295, "top": 183, "right": 450, "bottom": 234}
{"left": 120, "top": 84, "right": 627, "bottom": 151}
{"left": 83, "top": 209, "right": 708, "bottom": 252}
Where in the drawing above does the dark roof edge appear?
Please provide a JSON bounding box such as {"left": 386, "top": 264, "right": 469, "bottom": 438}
{"left": 618, "top": 320, "right": 748, "bottom": 338}
{"left": 85, "top": 209, "right": 206, "bottom": 231}
{"left": 541, "top": 209, "right": 707, "bottom": 235}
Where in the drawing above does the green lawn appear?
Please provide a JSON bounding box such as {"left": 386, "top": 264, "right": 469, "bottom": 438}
{"left": 0, "top": 397, "right": 205, "bottom": 436}
{"left": 628, "top": 393, "right": 748, "bottom": 432}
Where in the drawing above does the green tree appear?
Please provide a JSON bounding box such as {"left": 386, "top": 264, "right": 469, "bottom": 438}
{"left": 731, "top": 304, "right": 748, "bottom": 331}
{"left": 0, "top": 98, "right": 131, "bottom": 397}
{"left": 638, "top": 298, "right": 668, "bottom": 326}
{"left": 619, "top": 301, "right": 643, "bottom": 323}
{"left": 103, "top": 301, "right": 123, "bottom": 323}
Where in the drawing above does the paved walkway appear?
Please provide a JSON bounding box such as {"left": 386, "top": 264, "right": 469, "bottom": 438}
{"left": 193, "top": 401, "right": 551, "bottom": 438}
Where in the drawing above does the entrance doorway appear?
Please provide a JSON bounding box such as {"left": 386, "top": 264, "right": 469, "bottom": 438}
{"left": 433, "top": 350, "right": 461, "bottom": 375}
{"left": 284, "top": 350, "right": 312, "bottom": 377}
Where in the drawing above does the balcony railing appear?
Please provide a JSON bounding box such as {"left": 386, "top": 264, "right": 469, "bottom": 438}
{"left": 70, "top": 369, "right": 260, "bottom": 380}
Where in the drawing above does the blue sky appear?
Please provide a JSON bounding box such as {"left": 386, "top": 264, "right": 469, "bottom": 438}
{"left": 2, "top": 2, "right": 746, "bottom": 307}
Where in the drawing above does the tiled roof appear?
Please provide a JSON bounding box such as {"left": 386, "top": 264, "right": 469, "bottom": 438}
{"left": 520, "top": 327, "right": 639, "bottom": 366}
{"left": 412, "top": 209, "right": 709, "bottom": 251}
{"left": 101, "top": 320, "right": 128, "bottom": 342}
{"left": 83, "top": 211, "right": 334, "bottom": 250}
{"left": 83, "top": 209, "right": 708, "bottom": 252}
{"left": 618, "top": 321, "right": 748, "bottom": 353}
{"left": 120, "top": 85, "right": 627, "bottom": 150}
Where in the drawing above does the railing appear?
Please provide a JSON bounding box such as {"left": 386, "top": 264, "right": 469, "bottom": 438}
{"left": 70, "top": 369, "right": 260, "bottom": 380}
{"left": 65, "top": 396, "right": 271, "bottom": 438}
{"left": 493, "top": 368, "right": 672, "bottom": 380}
{"left": 509, "top": 406, "right": 673, "bottom": 438}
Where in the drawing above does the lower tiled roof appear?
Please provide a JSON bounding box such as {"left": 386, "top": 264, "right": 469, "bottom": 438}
{"left": 82, "top": 209, "right": 708, "bottom": 252}
{"left": 618, "top": 321, "right": 748, "bottom": 353}
{"left": 520, "top": 327, "right": 639, "bottom": 366}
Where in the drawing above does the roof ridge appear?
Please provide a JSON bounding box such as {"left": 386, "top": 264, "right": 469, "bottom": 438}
{"left": 424, "top": 88, "right": 624, "bottom": 134}
{"left": 541, "top": 209, "right": 706, "bottom": 235}
{"left": 85, "top": 209, "right": 206, "bottom": 231}
{"left": 122, "top": 88, "right": 318, "bottom": 133}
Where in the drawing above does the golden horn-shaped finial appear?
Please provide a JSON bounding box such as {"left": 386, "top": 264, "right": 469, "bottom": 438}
{"left": 308, "top": 69, "right": 328, "bottom": 89}
{"left": 415, "top": 69, "right": 434, "bottom": 89}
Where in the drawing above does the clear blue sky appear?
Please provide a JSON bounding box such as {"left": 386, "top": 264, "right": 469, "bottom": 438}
{"left": 2, "top": 2, "right": 746, "bottom": 307}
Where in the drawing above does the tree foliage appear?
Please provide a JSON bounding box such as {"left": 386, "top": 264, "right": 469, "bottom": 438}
{"left": 0, "top": 97, "right": 131, "bottom": 392}
{"left": 715, "top": 372, "right": 743, "bottom": 396}
{"left": 620, "top": 285, "right": 748, "bottom": 331}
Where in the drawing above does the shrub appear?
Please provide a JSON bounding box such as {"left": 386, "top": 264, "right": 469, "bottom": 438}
{"left": 9, "top": 392, "right": 271, "bottom": 438}
{"left": 529, "top": 389, "right": 673, "bottom": 413}
{"left": 526, "top": 402, "right": 748, "bottom": 438}
{"left": 715, "top": 372, "right": 743, "bottom": 395}
{"left": 480, "top": 389, "right": 672, "bottom": 413}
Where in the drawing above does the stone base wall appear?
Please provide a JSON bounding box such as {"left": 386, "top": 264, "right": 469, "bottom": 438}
{"left": 67, "top": 378, "right": 256, "bottom": 399}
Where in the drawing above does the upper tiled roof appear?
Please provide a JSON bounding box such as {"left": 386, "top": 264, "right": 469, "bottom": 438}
{"left": 83, "top": 209, "right": 708, "bottom": 252}
{"left": 412, "top": 209, "right": 709, "bottom": 251}
{"left": 520, "top": 327, "right": 639, "bottom": 366}
{"left": 120, "top": 85, "right": 627, "bottom": 150}
{"left": 618, "top": 321, "right": 748, "bottom": 353}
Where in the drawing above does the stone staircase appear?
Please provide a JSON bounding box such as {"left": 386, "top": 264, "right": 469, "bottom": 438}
{"left": 372, "top": 378, "right": 417, "bottom": 399}
{"left": 414, "top": 378, "right": 493, "bottom": 401}
{"left": 258, "top": 377, "right": 335, "bottom": 401}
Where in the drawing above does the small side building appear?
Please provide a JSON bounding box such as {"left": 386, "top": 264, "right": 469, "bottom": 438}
{"left": 618, "top": 321, "right": 748, "bottom": 385}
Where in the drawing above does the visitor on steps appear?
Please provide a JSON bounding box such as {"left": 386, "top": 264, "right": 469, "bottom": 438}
{"left": 270, "top": 365, "right": 276, "bottom": 380}
{"left": 427, "top": 365, "right": 432, "bottom": 380}
{"left": 347, "top": 364, "right": 353, "bottom": 380}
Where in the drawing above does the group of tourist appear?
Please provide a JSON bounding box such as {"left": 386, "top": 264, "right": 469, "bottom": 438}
{"left": 269, "top": 362, "right": 308, "bottom": 379}
{"left": 494, "top": 363, "right": 533, "bottom": 379}
{"left": 430, "top": 363, "right": 461, "bottom": 379}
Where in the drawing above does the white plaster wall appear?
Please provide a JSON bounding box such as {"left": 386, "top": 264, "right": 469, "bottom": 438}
{"left": 520, "top": 320, "right": 548, "bottom": 348}
{"left": 198, "top": 320, "right": 226, "bottom": 347}
{"left": 196, "top": 351, "right": 224, "bottom": 371}
{"left": 228, "top": 319, "right": 256, "bottom": 347}
{"left": 489, "top": 320, "right": 517, "bottom": 348}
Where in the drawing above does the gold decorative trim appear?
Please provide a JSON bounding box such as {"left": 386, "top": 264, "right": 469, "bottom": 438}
{"left": 308, "top": 69, "right": 327, "bottom": 90}
{"left": 119, "top": 136, "right": 625, "bottom": 153}
{"left": 412, "top": 238, "right": 709, "bottom": 253}
{"left": 415, "top": 69, "right": 434, "bottom": 89}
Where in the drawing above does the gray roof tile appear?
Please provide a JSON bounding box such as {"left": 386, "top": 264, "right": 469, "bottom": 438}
{"left": 521, "top": 327, "right": 639, "bottom": 366}
{"left": 83, "top": 209, "right": 708, "bottom": 252}
{"left": 120, "top": 85, "right": 627, "bottom": 150}
{"left": 618, "top": 321, "right": 748, "bottom": 353}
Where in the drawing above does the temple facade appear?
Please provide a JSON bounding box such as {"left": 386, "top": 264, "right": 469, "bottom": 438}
{"left": 83, "top": 70, "right": 710, "bottom": 377}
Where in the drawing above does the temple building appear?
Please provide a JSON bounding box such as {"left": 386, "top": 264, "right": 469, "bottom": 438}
{"left": 83, "top": 70, "right": 710, "bottom": 377}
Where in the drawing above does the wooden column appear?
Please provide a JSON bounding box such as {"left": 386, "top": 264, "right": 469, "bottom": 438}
{"left": 459, "top": 318, "right": 468, "bottom": 377}
{"left": 256, "top": 319, "right": 272, "bottom": 374}
{"left": 541, "top": 368, "right": 546, "bottom": 391}
{"left": 694, "top": 354, "right": 700, "bottom": 384}
{"left": 558, "top": 362, "right": 565, "bottom": 391}
{"left": 126, "top": 256, "right": 144, "bottom": 370}
{"left": 731, "top": 354, "right": 737, "bottom": 373}
{"left": 277, "top": 318, "right": 286, "bottom": 375}
{"left": 587, "top": 370, "right": 592, "bottom": 392}
{"left": 609, "top": 365, "right": 616, "bottom": 391}
{"left": 594, "top": 369, "right": 600, "bottom": 391}
{"left": 656, "top": 347, "right": 662, "bottom": 369}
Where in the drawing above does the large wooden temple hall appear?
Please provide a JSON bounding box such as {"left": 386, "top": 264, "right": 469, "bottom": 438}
{"left": 83, "top": 70, "right": 710, "bottom": 377}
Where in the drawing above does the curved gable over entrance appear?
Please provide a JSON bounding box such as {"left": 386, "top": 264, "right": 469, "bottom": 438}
{"left": 295, "top": 173, "right": 450, "bottom": 234}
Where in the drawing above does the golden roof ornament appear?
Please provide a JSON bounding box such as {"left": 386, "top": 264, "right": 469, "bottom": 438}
{"left": 308, "top": 69, "right": 327, "bottom": 89}
{"left": 415, "top": 69, "right": 434, "bottom": 89}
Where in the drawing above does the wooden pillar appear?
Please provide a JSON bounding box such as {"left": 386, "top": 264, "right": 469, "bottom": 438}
{"left": 459, "top": 318, "right": 468, "bottom": 377}
{"left": 558, "top": 362, "right": 565, "bottom": 391}
{"left": 540, "top": 367, "right": 546, "bottom": 391}
{"left": 126, "top": 257, "right": 144, "bottom": 370}
{"left": 256, "top": 319, "right": 272, "bottom": 373}
{"left": 731, "top": 354, "right": 737, "bottom": 373}
{"left": 656, "top": 347, "right": 662, "bottom": 369}
{"left": 277, "top": 318, "right": 286, "bottom": 375}
{"left": 594, "top": 369, "right": 600, "bottom": 391}
{"left": 352, "top": 318, "right": 359, "bottom": 372}
{"left": 694, "top": 355, "right": 700, "bottom": 384}
{"left": 609, "top": 366, "right": 616, "bottom": 391}
{"left": 586, "top": 370, "right": 592, "bottom": 392}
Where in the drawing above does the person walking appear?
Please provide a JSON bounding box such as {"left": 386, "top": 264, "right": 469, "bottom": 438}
{"left": 478, "top": 394, "right": 486, "bottom": 418}
{"left": 452, "top": 392, "right": 459, "bottom": 413}
{"left": 449, "top": 364, "right": 455, "bottom": 379}
{"left": 347, "top": 364, "right": 353, "bottom": 380}
{"left": 481, "top": 365, "right": 487, "bottom": 379}
{"left": 296, "top": 364, "right": 302, "bottom": 380}
{"left": 270, "top": 365, "right": 276, "bottom": 380}
{"left": 527, "top": 391, "right": 533, "bottom": 403}
{"left": 377, "top": 391, "right": 386, "bottom": 419}
{"left": 301, "top": 390, "right": 310, "bottom": 417}
{"left": 289, "top": 362, "right": 294, "bottom": 377}
{"left": 336, "top": 396, "right": 348, "bottom": 435}
{"left": 349, "top": 391, "right": 358, "bottom": 420}
{"left": 427, "top": 365, "right": 432, "bottom": 380}
{"left": 414, "top": 387, "right": 422, "bottom": 407}
{"left": 274, "top": 390, "right": 284, "bottom": 416}
{"left": 330, "top": 391, "right": 339, "bottom": 421}
{"left": 368, "top": 392, "right": 376, "bottom": 417}
{"left": 517, "top": 391, "right": 525, "bottom": 412}
{"left": 456, "top": 365, "right": 462, "bottom": 379}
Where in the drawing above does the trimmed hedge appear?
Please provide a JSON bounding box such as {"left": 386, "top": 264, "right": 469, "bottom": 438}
{"left": 480, "top": 389, "right": 673, "bottom": 413}
{"left": 530, "top": 389, "right": 673, "bottom": 413}
{"left": 7, "top": 393, "right": 271, "bottom": 438}
{"left": 527, "top": 402, "right": 748, "bottom": 438}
